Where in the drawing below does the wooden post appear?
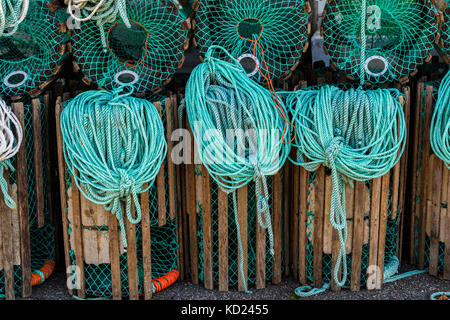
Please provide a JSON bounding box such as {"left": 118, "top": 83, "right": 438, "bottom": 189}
{"left": 237, "top": 186, "right": 248, "bottom": 292}
{"left": 218, "top": 189, "right": 229, "bottom": 291}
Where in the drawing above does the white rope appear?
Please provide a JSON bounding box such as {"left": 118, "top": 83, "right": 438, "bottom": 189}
{"left": 0, "top": 0, "right": 29, "bottom": 36}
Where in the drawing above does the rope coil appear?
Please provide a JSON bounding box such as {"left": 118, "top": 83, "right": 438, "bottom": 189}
{"left": 0, "top": 97, "right": 23, "bottom": 209}
{"left": 60, "top": 87, "right": 167, "bottom": 249}
{"left": 185, "top": 45, "right": 290, "bottom": 292}
{"left": 430, "top": 70, "right": 450, "bottom": 169}
{"left": 287, "top": 85, "right": 407, "bottom": 288}
{"left": 0, "top": 0, "right": 29, "bottom": 36}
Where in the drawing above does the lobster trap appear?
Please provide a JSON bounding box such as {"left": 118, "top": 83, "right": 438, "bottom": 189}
{"left": 0, "top": 94, "right": 56, "bottom": 300}
{"left": 409, "top": 79, "right": 449, "bottom": 280}
{"left": 55, "top": 87, "right": 183, "bottom": 300}
{"left": 289, "top": 86, "right": 411, "bottom": 291}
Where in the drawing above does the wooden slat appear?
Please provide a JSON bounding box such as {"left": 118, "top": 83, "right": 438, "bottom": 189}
{"left": 429, "top": 156, "right": 442, "bottom": 276}
{"left": 284, "top": 165, "right": 290, "bottom": 278}
{"left": 418, "top": 85, "right": 435, "bottom": 268}
{"left": 125, "top": 202, "right": 139, "bottom": 300}
{"left": 367, "top": 177, "right": 381, "bottom": 290}
{"left": 350, "top": 182, "right": 367, "bottom": 291}
{"left": 298, "top": 168, "right": 308, "bottom": 284}
{"left": 55, "top": 97, "right": 73, "bottom": 295}
{"left": 376, "top": 174, "right": 390, "bottom": 286}
{"left": 140, "top": 183, "right": 152, "bottom": 299}
{"left": 186, "top": 125, "right": 198, "bottom": 284}
{"left": 71, "top": 174, "right": 86, "bottom": 298}
{"left": 12, "top": 102, "right": 31, "bottom": 298}
{"left": 165, "top": 97, "right": 177, "bottom": 221}
{"left": 108, "top": 211, "right": 122, "bottom": 300}
{"left": 439, "top": 166, "right": 448, "bottom": 243}
{"left": 202, "top": 169, "right": 213, "bottom": 290}
{"left": 237, "top": 185, "right": 248, "bottom": 292}
{"left": 409, "top": 82, "right": 424, "bottom": 264}
{"left": 445, "top": 171, "right": 450, "bottom": 280}
{"left": 31, "top": 98, "right": 45, "bottom": 228}
{"left": 255, "top": 185, "right": 266, "bottom": 289}
{"left": 290, "top": 164, "right": 299, "bottom": 280}
{"left": 154, "top": 101, "right": 167, "bottom": 226}
{"left": 0, "top": 171, "right": 15, "bottom": 300}
{"left": 272, "top": 171, "right": 283, "bottom": 284}
{"left": 323, "top": 174, "right": 333, "bottom": 254}
{"left": 313, "top": 167, "right": 325, "bottom": 288}
{"left": 218, "top": 189, "right": 228, "bottom": 291}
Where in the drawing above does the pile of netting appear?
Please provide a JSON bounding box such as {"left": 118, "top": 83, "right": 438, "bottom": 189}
{"left": 194, "top": 0, "right": 310, "bottom": 83}
{"left": 70, "top": 0, "right": 189, "bottom": 96}
{"left": 0, "top": 96, "right": 55, "bottom": 298}
{"left": 322, "top": 0, "right": 438, "bottom": 83}
{"left": 414, "top": 79, "right": 446, "bottom": 274}
{"left": 61, "top": 92, "right": 179, "bottom": 298}
{"left": 0, "top": 0, "right": 69, "bottom": 96}
{"left": 437, "top": 0, "right": 450, "bottom": 56}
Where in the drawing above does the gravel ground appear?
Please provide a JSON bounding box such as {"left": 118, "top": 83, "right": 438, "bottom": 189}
{"left": 20, "top": 264, "right": 450, "bottom": 300}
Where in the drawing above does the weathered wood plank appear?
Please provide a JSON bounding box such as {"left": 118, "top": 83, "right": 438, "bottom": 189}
{"left": 298, "top": 167, "right": 308, "bottom": 284}
{"left": 376, "top": 174, "right": 391, "bottom": 287}
{"left": 154, "top": 101, "right": 167, "bottom": 227}
{"left": 313, "top": 167, "right": 325, "bottom": 288}
{"left": 31, "top": 99, "right": 45, "bottom": 228}
{"left": 108, "top": 211, "right": 122, "bottom": 300}
{"left": 350, "top": 182, "right": 367, "bottom": 291}
{"left": 218, "top": 189, "right": 229, "bottom": 291}
{"left": 202, "top": 169, "right": 213, "bottom": 290}
{"left": 140, "top": 183, "right": 152, "bottom": 299}
{"left": 429, "top": 156, "right": 442, "bottom": 276}
{"left": 125, "top": 203, "right": 139, "bottom": 300}
{"left": 237, "top": 185, "right": 248, "bottom": 292}
{"left": 272, "top": 171, "right": 283, "bottom": 285}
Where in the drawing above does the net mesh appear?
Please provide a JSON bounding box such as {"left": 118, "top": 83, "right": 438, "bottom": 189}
{"left": 194, "top": 0, "right": 310, "bottom": 83}
{"left": 64, "top": 97, "right": 179, "bottom": 298}
{"left": 322, "top": 0, "right": 438, "bottom": 84}
{"left": 0, "top": 1, "right": 68, "bottom": 97}
{"left": 196, "top": 175, "right": 285, "bottom": 289}
{"left": 302, "top": 171, "right": 400, "bottom": 288}
{"left": 71, "top": 0, "right": 188, "bottom": 96}
{"left": 413, "top": 80, "right": 446, "bottom": 275}
{"left": 438, "top": 0, "right": 450, "bottom": 56}
{"left": 0, "top": 97, "right": 55, "bottom": 297}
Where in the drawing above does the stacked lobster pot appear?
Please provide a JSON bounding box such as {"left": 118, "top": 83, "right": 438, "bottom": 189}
{"left": 289, "top": 0, "right": 438, "bottom": 296}
{"left": 56, "top": 0, "right": 192, "bottom": 299}
{"left": 182, "top": 0, "right": 310, "bottom": 291}
{"left": 0, "top": 0, "right": 69, "bottom": 299}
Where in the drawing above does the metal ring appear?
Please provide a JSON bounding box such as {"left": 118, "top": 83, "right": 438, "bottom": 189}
{"left": 364, "top": 55, "right": 389, "bottom": 78}
{"left": 3, "top": 71, "right": 28, "bottom": 88}
{"left": 237, "top": 54, "right": 260, "bottom": 77}
{"left": 114, "top": 70, "right": 139, "bottom": 86}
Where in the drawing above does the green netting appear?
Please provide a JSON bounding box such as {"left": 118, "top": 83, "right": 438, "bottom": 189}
{"left": 0, "top": 0, "right": 69, "bottom": 97}
{"left": 0, "top": 97, "right": 55, "bottom": 297}
{"left": 413, "top": 80, "right": 446, "bottom": 274}
{"left": 71, "top": 0, "right": 188, "bottom": 96}
{"left": 437, "top": 0, "right": 450, "bottom": 56}
{"left": 196, "top": 176, "right": 285, "bottom": 289}
{"left": 322, "top": 0, "right": 438, "bottom": 84}
{"left": 302, "top": 171, "right": 401, "bottom": 288}
{"left": 194, "top": 0, "right": 309, "bottom": 83}
{"left": 63, "top": 97, "right": 179, "bottom": 298}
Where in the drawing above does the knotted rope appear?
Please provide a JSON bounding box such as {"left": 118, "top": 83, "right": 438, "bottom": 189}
{"left": 67, "top": 0, "right": 130, "bottom": 50}
{"left": 60, "top": 87, "right": 167, "bottom": 249}
{"left": 185, "top": 45, "right": 290, "bottom": 293}
{"left": 288, "top": 85, "right": 406, "bottom": 290}
{"left": 430, "top": 70, "right": 450, "bottom": 169}
{"left": 0, "top": 0, "right": 29, "bottom": 36}
{"left": 0, "top": 97, "right": 22, "bottom": 209}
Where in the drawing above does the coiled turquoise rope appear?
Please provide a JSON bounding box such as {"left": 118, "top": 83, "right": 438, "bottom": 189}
{"left": 60, "top": 87, "right": 167, "bottom": 249}
{"left": 287, "top": 85, "right": 406, "bottom": 289}
{"left": 0, "top": 0, "right": 28, "bottom": 36}
{"left": 185, "top": 45, "right": 290, "bottom": 293}
{"left": 430, "top": 70, "right": 450, "bottom": 169}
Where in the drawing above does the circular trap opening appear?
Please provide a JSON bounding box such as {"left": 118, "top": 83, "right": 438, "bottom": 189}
{"left": 3, "top": 71, "right": 28, "bottom": 88}
{"left": 107, "top": 20, "right": 149, "bottom": 66}
{"left": 237, "top": 17, "right": 263, "bottom": 40}
{"left": 238, "top": 54, "right": 260, "bottom": 77}
{"left": 364, "top": 55, "right": 389, "bottom": 78}
{"left": 114, "top": 70, "right": 139, "bottom": 86}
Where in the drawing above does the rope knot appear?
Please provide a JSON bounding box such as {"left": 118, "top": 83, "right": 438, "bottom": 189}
{"left": 325, "top": 137, "right": 344, "bottom": 169}
{"left": 118, "top": 169, "right": 136, "bottom": 198}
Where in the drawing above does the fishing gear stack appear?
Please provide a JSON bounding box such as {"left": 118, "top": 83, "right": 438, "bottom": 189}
{"left": 0, "top": 0, "right": 69, "bottom": 299}
{"left": 181, "top": 0, "right": 310, "bottom": 292}
{"left": 56, "top": 0, "right": 190, "bottom": 300}
{"left": 288, "top": 0, "right": 431, "bottom": 296}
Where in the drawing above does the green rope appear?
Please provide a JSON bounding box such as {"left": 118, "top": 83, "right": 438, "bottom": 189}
{"left": 430, "top": 70, "right": 450, "bottom": 169}
{"left": 184, "top": 45, "right": 290, "bottom": 292}
{"left": 288, "top": 85, "right": 406, "bottom": 289}
{"left": 60, "top": 87, "right": 167, "bottom": 249}
{"left": 0, "top": 0, "right": 29, "bottom": 36}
